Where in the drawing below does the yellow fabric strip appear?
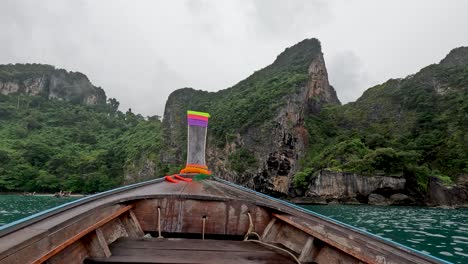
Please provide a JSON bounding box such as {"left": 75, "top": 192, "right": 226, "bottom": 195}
{"left": 187, "top": 110, "right": 211, "bottom": 118}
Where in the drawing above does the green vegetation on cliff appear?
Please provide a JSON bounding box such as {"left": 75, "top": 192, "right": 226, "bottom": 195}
{"left": 163, "top": 38, "right": 322, "bottom": 148}
{"left": 0, "top": 63, "right": 107, "bottom": 105}
{"left": 0, "top": 94, "right": 162, "bottom": 193}
{"left": 296, "top": 60, "right": 468, "bottom": 191}
{"left": 0, "top": 63, "right": 55, "bottom": 81}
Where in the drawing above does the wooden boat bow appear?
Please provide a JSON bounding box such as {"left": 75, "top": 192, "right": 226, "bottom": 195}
{"left": 0, "top": 177, "right": 450, "bottom": 264}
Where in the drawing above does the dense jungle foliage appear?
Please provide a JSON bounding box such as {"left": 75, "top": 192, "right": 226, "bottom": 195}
{"left": 0, "top": 94, "right": 163, "bottom": 193}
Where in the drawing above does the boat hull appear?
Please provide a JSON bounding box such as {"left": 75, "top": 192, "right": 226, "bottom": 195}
{"left": 0, "top": 177, "right": 448, "bottom": 264}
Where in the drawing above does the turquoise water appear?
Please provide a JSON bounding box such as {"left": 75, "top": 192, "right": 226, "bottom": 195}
{"left": 302, "top": 205, "right": 468, "bottom": 264}
{"left": 0, "top": 195, "right": 79, "bottom": 226}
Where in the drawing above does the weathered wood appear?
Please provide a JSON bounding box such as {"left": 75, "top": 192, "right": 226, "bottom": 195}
{"left": 0, "top": 205, "right": 123, "bottom": 264}
{"left": 95, "top": 228, "right": 112, "bottom": 257}
{"left": 275, "top": 220, "right": 309, "bottom": 254}
{"left": 261, "top": 218, "right": 276, "bottom": 240}
{"left": 299, "top": 237, "right": 315, "bottom": 262}
{"left": 85, "top": 238, "right": 297, "bottom": 264}
{"left": 30, "top": 205, "right": 132, "bottom": 264}
{"left": 133, "top": 198, "right": 271, "bottom": 236}
{"left": 273, "top": 213, "right": 367, "bottom": 262}
{"left": 119, "top": 213, "right": 139, "bottom": 238}
{"left": 273, "top": 213, "right": 432, "bottom": 264}
{"left": 314, "top": 244, "right": 361, "bottom": 264}
{"left": 100, "top": 218, "right": 128, "bottom": 245}
{"left": 128, "top": 210, "right": 144, "bottom": 237}
{"left": 47, "top": 240, "right": 90, "bottom": 264}
{"left": 132, "top": 198, "right": 182, "bottom": 233}
{"left": 109, "top": 237, "right": 271, "bottom": 251}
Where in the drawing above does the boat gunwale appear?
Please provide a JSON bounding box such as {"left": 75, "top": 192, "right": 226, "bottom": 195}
{"left": 0, "top": 177, "right": 165, "bottom": 237}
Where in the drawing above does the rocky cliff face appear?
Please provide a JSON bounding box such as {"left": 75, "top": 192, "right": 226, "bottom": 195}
{"left": 0, "top": 64, "right": 106, "bottom": 105}
{"left": 426, "top": 175, "right": 468, "bottom": 207}
{"left": 162, "top": 39, "right": 340, "bottom": 195}
{"left": 162, "top": 43, "right": 466, "bottom": 205}
{"left": 439, "top": 46, "right": 468, "bottom": 66}
{"left": 298, "top": 170, "right": 407, "bottom": 204}
{"left": 246, "top": 51, "right": 339, "bottom": 195}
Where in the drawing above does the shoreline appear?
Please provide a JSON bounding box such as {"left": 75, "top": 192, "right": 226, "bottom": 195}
{"left": 292, "top": 201, "right": 468, "bottom": 209}
{"left": 0, "top": 192, "right": 86, "bottom": 197}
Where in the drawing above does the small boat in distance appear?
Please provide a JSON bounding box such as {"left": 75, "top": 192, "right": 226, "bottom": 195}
{"left": 0, "top": 111, "right": 449, "bottom": 264}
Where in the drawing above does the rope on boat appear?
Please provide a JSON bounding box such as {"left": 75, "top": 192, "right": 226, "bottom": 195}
{"left": 202, "top": 216, "right": 206, "bottom": 240}
{"left": 157, "top": 207, "right": 163, "bottom": 238}
{"left": 243, "top": 212, "right": 261, "bottom": 241}
{"left": 243, "top": 212, "right": 301, "bottom": 264}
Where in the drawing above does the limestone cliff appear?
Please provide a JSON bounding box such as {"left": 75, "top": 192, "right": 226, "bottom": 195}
{"left": 295, "top": 170, "right": 408, "bottom": 205}
{"left": 426, "top": 175, "right": 468, "bottom": 207}
{"left": 0, "top": 63, "right": 106, "bottom": 105}
{"left": 162, "top": 38, "right": 340, "bottom": 195}
{"left": 439, "top": 46, "right": 468, "bottom": 67}
{"left": 163, "top": 43, "right": 466, "bottom": 205}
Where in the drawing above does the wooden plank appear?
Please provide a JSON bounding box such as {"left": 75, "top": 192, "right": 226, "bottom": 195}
{"left": 128, "top": 210, "right": 144, "bottom": 237}
{"left": 47, "top": 240, "right": 90, "bottom": 264}
{"left": 314, "top": 244, "right": 361, "bottom": 264}
{"left": 82, "top": 229, "right": 111, "bottom": 259}
{"left": 273, "top": 213, "right": 367, "bottom": 262}
{"left": 95, "top": 228, "right": 112, "bottom": 257}
{"left": 134, "top": 198, "right": 271, "bottom": 236}
{"left": 261, "top": 218, "right": 276, "bottom": 241}
{"left": 86, "top": 251, "right": 294, "bottom": 264}
{"left": 100, "top": 218, "right": 128, "bottom": 245}
{"left": 274, "top": 213, "right": 424, "bottom": 264}
{"left": 30, "top": 205, "right": 133, "bottom": 264}
{"left": 132, "top": 198, "right": 183, "bottom": 233}
{"left": 299, "top": 237, "right": 315, "bottom": 262}
{"left": 275, "top": 221, "right": 309, "bottom": 254}
{"left": 85, "top": 238, "right": 296, "bottom": 264}
{"left": 109, "top": 238, "right": 270, "bottom": 252}
{"left": 262, "top": 222, "right": 282, "bottom": 244}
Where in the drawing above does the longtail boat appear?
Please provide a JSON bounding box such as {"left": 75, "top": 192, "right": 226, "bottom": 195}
{"left": 0, "top": 111, "right": 449, "bottom": 264}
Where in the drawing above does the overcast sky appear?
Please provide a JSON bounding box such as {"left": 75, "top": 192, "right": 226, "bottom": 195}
{"left": 1, "top": 0, "right": 468, "bottom": 116}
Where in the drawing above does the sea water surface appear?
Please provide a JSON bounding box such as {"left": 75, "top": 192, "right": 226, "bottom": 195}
{"left": 302, "top": 205, "right": 468, "bottom": 264}
{"left": 0, "top": 194, "right": 79, "bottom": 226}
{"left": 1, "top": 196, "right": 467, "bottom": 263}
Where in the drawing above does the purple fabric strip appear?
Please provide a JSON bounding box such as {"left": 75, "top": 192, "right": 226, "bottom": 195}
{"left": 188, "top": 118, "right": 208, "bottom": 127}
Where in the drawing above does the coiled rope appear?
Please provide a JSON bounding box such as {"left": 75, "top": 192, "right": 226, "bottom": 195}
{"left": 243, "top": 212, "right": 301, "bottom": 264}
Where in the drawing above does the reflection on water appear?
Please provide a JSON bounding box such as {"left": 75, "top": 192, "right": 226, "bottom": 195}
{"left": 0, "top": 195, "right": 78, "bottom": 226}
{"left": 302, "top": 205, "right": 468, "bottom": 264}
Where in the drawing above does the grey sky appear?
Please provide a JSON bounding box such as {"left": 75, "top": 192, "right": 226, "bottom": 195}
{"left": 1, "top": 0, "right": 468, "bottom": 116}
